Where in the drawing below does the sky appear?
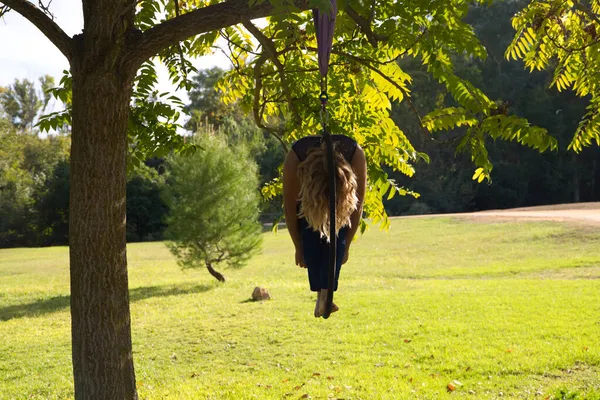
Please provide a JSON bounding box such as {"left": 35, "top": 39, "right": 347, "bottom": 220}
{"left": 0, "top": 0, "right": 231, "bottom": 113}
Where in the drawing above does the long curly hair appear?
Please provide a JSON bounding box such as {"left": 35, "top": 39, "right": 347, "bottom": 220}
{"left": 297, "top": 142, "right": 359, "bottom": 241}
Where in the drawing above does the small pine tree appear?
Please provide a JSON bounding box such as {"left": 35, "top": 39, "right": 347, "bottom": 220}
{"left": 163, "top": 131, "right": 262, "bottom": 282}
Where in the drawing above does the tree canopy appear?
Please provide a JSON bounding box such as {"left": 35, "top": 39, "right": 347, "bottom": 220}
{"left": 0, "top": 76, "right": 55, "bottom": 133}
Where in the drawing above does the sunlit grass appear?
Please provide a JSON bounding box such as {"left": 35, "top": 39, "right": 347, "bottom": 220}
{"left": 1, "top": 217, "right": 599, "bottom": 399}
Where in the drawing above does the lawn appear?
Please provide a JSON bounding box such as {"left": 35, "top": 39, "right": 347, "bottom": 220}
{"left": 1, "top": 217, "right": 599, "bottom": 399}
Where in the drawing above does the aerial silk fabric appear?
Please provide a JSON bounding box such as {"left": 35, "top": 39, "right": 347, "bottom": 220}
{"left": 313, "top": 0, "right": 337, "bottom": 78}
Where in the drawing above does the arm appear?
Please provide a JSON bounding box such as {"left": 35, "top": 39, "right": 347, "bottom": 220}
{"left": 344, "top": 146, "right": 367, "bottom": 261}
{"left": 282, "top": 149, "right": 304, "bottom": 266}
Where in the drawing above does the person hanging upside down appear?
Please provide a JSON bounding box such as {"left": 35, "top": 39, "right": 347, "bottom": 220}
{"left": 283, "top": 134, "right": 367, "bottom": 318}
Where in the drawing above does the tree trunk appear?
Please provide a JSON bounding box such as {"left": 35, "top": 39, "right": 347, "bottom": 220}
{"left": 206, "top": 262, "right": 226, "bottom": 282}
{"left": 69, "top": 65, "right": 137, "bottom": 399}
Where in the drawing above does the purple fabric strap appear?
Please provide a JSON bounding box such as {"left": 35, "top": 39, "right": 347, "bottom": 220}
{"left": 313, "top": 0, "right": 337, "bottom": 78}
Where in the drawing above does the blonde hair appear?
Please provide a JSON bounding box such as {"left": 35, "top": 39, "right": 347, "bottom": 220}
{"left": 297, "top": 143, "right": 358, "bottom": 240}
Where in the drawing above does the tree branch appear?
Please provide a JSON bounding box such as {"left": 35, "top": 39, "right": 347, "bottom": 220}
{"left": 252, "top": 56, "right": 289, "bottom": 153}
{"left": 130, "top": 0, "right": 310, "bottom": 68}
{"left": 0, "top": 0, "right": 73, "bottom": 61}
{"left": 344, "top": 4, "right": 388, "bottom": 47}
{"left": 243, "top": 20, "right": 301, "bottom": 126}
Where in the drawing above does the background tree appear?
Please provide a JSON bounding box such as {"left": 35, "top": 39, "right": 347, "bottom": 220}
{"left": 0, "top": 126, "right": 69, "bottom": 247}
{"left": 126, "top": 164, "right": 169, "bottom": 242}
{"left": 0, "top": 76, "right": 54, "bottom": 133}
{"left": 33, "top": 159, "right": 70, "bottom": 246}
{"left": 163, "top": 131, "right": 262, "bottom": 282}
{"left": 185, "top": 67, "right": 231, "bottom": 129}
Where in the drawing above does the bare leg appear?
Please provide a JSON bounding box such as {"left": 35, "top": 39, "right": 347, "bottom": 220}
{"left": 314, "top": 294, "right": 321, "bottom": 318}
{"left": 316, "top": 289, "right": 339, "bottom": 317}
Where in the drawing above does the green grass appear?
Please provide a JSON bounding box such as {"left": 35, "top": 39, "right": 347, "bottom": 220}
{"left": 1, "top": 217, "right": 600, "bottom": 399}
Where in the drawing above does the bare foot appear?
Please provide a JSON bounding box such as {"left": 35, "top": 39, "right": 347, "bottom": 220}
{"left": 314, "top": 302, "right": 339, "bottom": 318}
{"left": 316, "top": 290, "right": 339, "bottom": 317}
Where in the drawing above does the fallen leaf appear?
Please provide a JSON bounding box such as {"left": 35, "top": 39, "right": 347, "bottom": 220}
{"left": 300, "top": 394, "right": 311, "bottom": 399}
{"left": 327, "top": 376, "right": 334, "bottom": 380}
{"left": 506, "top": 349, "right": 513, "bottom": 353}
{"left": 409, "top": 377, "right": 413, "bottom": 383}
{"left": 313, "top": 372, "right": 321, "bottom": 377}
{"left": 404, "top": 339, "right": 412, "bottom": 343}
{"left": 282, "top": 379, "right": 289, "bottom": 383}
{"left": 447, "top": 383, "right": 456, "bottom": 392}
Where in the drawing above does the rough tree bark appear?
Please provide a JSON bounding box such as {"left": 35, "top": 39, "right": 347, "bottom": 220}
{"left": 69, "top": 70, "right": 137, "bottom": 399}
{"left": 67, "top": 2, "right": 139, "bottom": 398}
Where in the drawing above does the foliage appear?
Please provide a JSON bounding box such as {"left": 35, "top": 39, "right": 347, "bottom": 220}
{"left": 29, "top": 0, "right": 564, "bottom": 231}
{"left": 185, "top": 68, "right": 286, "bottom": 185}
{"left": 185, "top": 67, "right": 231, "bottom": 130}
{"left": 184, "top": 67, "right": 286, "bottom": 221}
{"left": 126, "top": 164, "right": 169, "bottom": 242}
{"left": 210, "top": 0, "right": 558, "bottom": 229}
{"left": 128, "top": 60, "right": 196, "bottom": 168}
{"left": 2, "top": 217, "right": 600, "bottom": 397}
{"left": 32, "top": 160, "right": 70, "bottom": 246}
{"left": 0, "top": 126, "right": 70, "bottom": 248}
{"left": 506, "top": 0, "right": 600, "bottom": 152}
{"left": 0, "top": 120, "right": 169, "bottom": 247}
{"left": 163, "top": 132, "right": 262, "bottom": 280}
{"left": 0, "top": 76, "right": 55, "bottom": 133}
{"left": 36, "top": 71, "right": 72, "bottom": 135}
{"left": 386, "top": 0, "right": 600, "bottom": 215}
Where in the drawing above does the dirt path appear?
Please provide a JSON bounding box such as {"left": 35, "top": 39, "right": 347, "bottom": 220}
{"left": 403, "top": 202, "right": 600, "bottom": 225}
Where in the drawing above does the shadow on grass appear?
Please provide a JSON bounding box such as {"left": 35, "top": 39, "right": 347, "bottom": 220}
{"left": 0, "top": 282, "right": 214, "bottom": 322}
